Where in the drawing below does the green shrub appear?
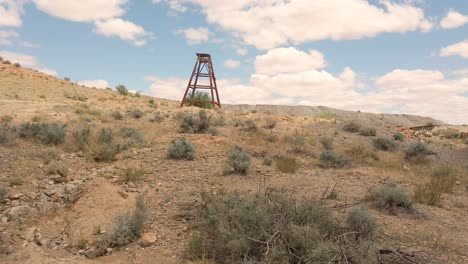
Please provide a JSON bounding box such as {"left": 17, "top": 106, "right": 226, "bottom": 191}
{"left": 0, "top": 123, "right": 16, "bottom": 145}
{"left": 288, "top": 134, "right": 307, "bottom": 153}
{"left": 404, "top": 142, "right": 432, "bottom": 162}
{"left": 128, "top": 108, "right": 144, "bottom": 119}
{"left": 319, "top": 137, "right": 333, "bottom": 150}
{"left": 262, "top": 154, "right": 273, "bottom": 166}
{"left": 368, "top": 184, "right": 414, "bottom": 212}
{"left": 434, "top": 128, "right": 460, "bottom": 139}
{"left": 92, "top": 128, "right": 120, "bottom": 162}
{"left": 344, "top": 143, "right": 378, "bottom": 163}
{"left": 373, "top": 137, "right": 396, "bottom": 151}
{"left": 88, "top": 195, "right": 148, "bottom": 258}
{"left": 187, "top": 91, "right": 212, "bottom": 109}
{"left": 98, "top": 128, "right": 113, "bottom": 144}
{"left": 47, "top": 160, "right": 69, "bottom": 177}
{"left": 315, "top": 112, "right": 336, "bottom": 120}
{"left": 120, "top": 127, "right": 144, "bottom": 145}
{"left": 240, "top": 119, "right": 258, "bottom": 132}
{"left": 111, "top": 111, "right": 123, "bottom": 120}
{"left": 359, "top": 127, "right": 376, "bottom": 136}
{"left": 17, "top": 122, "right": 66, "bottom": 145}
{"left": 191, "top": 190, "right": 379, "bottom": 263}
{"left": 320, "top": 150, "right": 347, "bottom": 168}
{"left": 121, "top": 168, "right": 145, "bottom": 183}
{"left": 343, "top": 120, "right": 361, "bottom": 132}
{"left": 393, "top": 132, "right": 405, "bottom": 141}
{"left": 64, "top": 77, "right": 71, "bottom": 82}
{"left": 347, "top": 208, "right": 378, "bottom": 238}
{"left": 167, "top": 138, "right": 196, "bottom": 160}
{"left": 0, "top": 186, "right": 7, "bottom": 200}
{"left": 72, "top": 126, "right": 91, "bottom": 151}
{"left": 116, "top": 85, "right": 128, "bottom": 96}
{"left": 4, "top": 60, "right": 11, "bottom": 65}
{"left": 148, "top": 98, "right": 157, "bottom": 108}
{"left": 177, "top": 110, "right": 211, "bottom": 134}
{"left": 13, "top": 62, "right": 21, "bottom": 67}
{"left": 149, "top": 111, "right": 165, "bottom": 123}
{"left": 186, "top": 233, "right": 205, "bottom": 259}
{"left": 224, "top": 146, "right": 251, "bottom": 175}
{"left": 0, "top": 115, "right": 13, "bottom": 123}
{"left": 76, "top": 238, "right": 88, "bottom": 250}
{"left": 276, "top": 156, "right": 300, "bottom": 173}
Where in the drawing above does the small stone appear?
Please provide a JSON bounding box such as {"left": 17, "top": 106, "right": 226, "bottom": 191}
{"left": 455, "top": 181, "right": 461, "bottom": 185}
{"left": 106, "top": 248, "right": 113, "bottom": 254}
{"left": 78, "top": 249, "right": 85, "bottom": 254}
{"left": 9, "top": 192, "right": 24, "bottom": 200}
{"left": 140, "top": 232, "right": 157, "bottom": 247}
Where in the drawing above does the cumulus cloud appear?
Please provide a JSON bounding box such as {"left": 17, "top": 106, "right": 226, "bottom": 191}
{"left": 255, "top": 47, "right": 327, "bottom": 75}
{"left": 0, "top": 0, "right": 24, "bottom": 27}
{"left": 145, "top": 47, "right": 468, "bottom": 124}
{"left": 174, "top": 27, "right": 210, "bottom": 45}
{"left": 440, "top": 10, "right": 468, "bottom": 29}
{"left": 152, "top": 0, "right": 187, "bottom": 13}
{"left": 94, "top": 18, "right": 153, "bottom": 46}
{"left": 77, "top": 79, "right": 111, "bottom": 89}
{"left": 0, "top": 30, "right": 18, "bottom": 45}
{"left": 0, "top": 50, "right": 57, "bottom": 76}
{"left": 236, "top": 48, "right": 248, "bottom": 56}
{"left": 32, "top": 0, "right": 126, "bottom": 22}
{"left": 440, "top": 40, "right": 468, "bottom": 58}
{"left": 156, "top": 0, "right": 433, "bottom": 49}
{"left": 224, "top": 59, "right": 240, "bottom": 69}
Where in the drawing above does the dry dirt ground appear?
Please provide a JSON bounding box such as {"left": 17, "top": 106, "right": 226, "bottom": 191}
{"left": 0, "top": 63, "right": 467, "bottom": 264}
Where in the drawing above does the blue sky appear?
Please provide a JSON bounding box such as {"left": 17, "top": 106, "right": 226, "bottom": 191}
{"left": 0, "top": 0, "right": 467, "bottom": 123}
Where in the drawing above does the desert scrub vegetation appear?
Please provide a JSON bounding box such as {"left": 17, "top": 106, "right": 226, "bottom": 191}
{"left": 287, "top": 133, "right": 308, "bottom": 153}
{"left": 315, "top": 111, "right": 336, "bottom": 120}
{"left": 189, "top": 190, "right": 381, "bottom": 263}
{"left": 64, "top": 92, "right": 87, "bottom": 101}
{"left": 393, "top": 132, "right": 405, "bottom": 141}
{"left": 276, "top": 156, "right": 300, "bottom": 173}
{"left": 344, "top": 143, "right": 379, "bottom": 163}
{"left": 367, "top": 183, "right": 415, "bottom": 213}
{"left": 343, "top": 120, "right": 362, "bottom": 132}
{"left": 0, "top": 123, "right": 16, "bottom": 145}
{"left": 347, "top": 208, "right": 378, "bottom": 239}
{"left": 404, "top": 142, "right": 432, "bottom": 162}
{"left": 373, "top": 137, "right": 396, "bottom": 151}
{"left": 413, "top": 165, "right": 457, "bottom": 206}
{"left": 120, "top": 127, "right": 144, "bottom": 146}
{"left": 167, "top": 138, "right": 196, "bottom": 160}
{"left": 0, "top": 115, "right": 13, "bottom": 123}
{"left": 47, "top": 160, "right": 69, "bottom": 177}
{"left": 149, "top": 111, "right": 165, "bottom": 123}
{"left": 319, "top": 137, "right": 333, "bottom": 150}
{"left": 240, "top": 119, "right": 258, "bottom": 132}
{"left": 434, "top": 128, "right": 460, "bottom": 139}
{"left": 121, "top": 168, "right": 145, "bottom": 183}
{"left": 359, "top": 127, "right": 376, "bottom": 136}
{"left": 187, "top": 91, "right": 212, "bottom": 109}
{"left": 87, "top": 195, "right": 148, "bottom": 258}
{"left": 111, "top": 111, "right": 124, "bottom": 120}
{"left": 320, "top": 150, "right": 347, "bottom": 168}
{"left": 127, "top": 108, "right": 144, "bottom": 119}
{"left": 116, "top": 84, "right": 129, "bottom": 96}
{"left": 177, "top": 110, "right": 211, "bottom": 134}
{"left": 74, "top": 104, "right": 101, "bottom": 116}
{"left": 17, "top": 122, "right": 66, "bottom": 145}
{"left": 223, "top": 146, "right": 251, "bottom": 175}
{"left": 262, "top": 116, "right": 277, "bottom": 129}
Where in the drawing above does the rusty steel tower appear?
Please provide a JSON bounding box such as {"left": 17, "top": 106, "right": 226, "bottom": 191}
{"left": 180, "top": 53, "right": 221, "bottom": 108}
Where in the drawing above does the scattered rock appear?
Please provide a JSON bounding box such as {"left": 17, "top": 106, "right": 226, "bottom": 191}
{"left": 7, "top": 205, "right": 38, "bottom": 220}
{"left": 9, "top": 192, "right": 24, "bottom": 200}
{"left": 140, "top": 232, "right": 157, "bottom": 247}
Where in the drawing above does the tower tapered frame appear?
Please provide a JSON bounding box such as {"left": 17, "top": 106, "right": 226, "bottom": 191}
{"left": 180, "top": 53, "right": 221, "bottom": 108}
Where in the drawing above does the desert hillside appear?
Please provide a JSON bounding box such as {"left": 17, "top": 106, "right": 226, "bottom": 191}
{"left": 0, "top": 62, "right": 467, "bottom": 264}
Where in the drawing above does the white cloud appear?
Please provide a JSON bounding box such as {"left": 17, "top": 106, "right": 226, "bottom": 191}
{"left": 255, "top": 47, "right": 326, "bottom": 75}
{"left": 440, "top": 10, "right": 468, "bottom": 29}
{"left": 0, "top": 30, "right": 18, "bottom": 45}
{"left": 175, "top": 27, "right": 210, "bottom": 45}
{"left": 452, "top": 69, "right": 468, "bottom": 77}
{"left": 0, "top": 50, "right": 57, "bottom": 76}
{"left": 145, "top": 47, "right": 468, "bottom": 124}
{"left": 19, "top": 41, "right": 40, "bottom": 48}
{"left": 32, "top": 0, "right": 126, "bottom": 22}
{"left": 236, "top": 48, "right": 248, "bottom": 56}
{"left": 94, "top": 18, "right": 153, "bottom": 46}
{"left": 0, "top": 0, "right": 24, "bottom": 27}
{"left": 224, "top": 59, "right": 240, "bottom": 69}
{"left": 440, "top": 40, "right": 468, "bottom": 58}
{"left": 77, "top": 79, "right": 111, "bottom": 89}
{"left": 153, "top": 0, "right": 187, "bottom": 13}
{"left": 164, "top": 0, "right": 433, "bottom": 49}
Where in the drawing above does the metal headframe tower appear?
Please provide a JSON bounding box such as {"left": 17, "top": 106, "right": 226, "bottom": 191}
{"left": 180, "top": 53, "right": 221, "bottom": 108}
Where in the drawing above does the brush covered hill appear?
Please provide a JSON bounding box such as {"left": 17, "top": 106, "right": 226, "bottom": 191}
{"left": 0, "top": 62, "right": 467, "bottom": 264}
